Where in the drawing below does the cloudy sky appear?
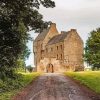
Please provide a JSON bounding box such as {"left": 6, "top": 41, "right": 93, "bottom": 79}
{"left": 26, "top": 0, "right": 100, "bottom": 66}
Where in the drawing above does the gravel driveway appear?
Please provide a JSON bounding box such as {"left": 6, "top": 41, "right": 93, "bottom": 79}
{"left": 13, "top": 73, "right": 100, "bottom": 100}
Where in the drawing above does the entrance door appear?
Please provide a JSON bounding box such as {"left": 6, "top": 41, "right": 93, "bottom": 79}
{"left": 46, "top": 64, "right": 54, "bottom": 73}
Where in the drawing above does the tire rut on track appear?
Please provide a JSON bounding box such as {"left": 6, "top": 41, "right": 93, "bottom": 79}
{"left": 13, "top": 73, "right": 100, "bottom": 100}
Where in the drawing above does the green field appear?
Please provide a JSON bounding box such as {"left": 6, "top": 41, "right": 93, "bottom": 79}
{"left": 64, "top": 71, "right": 100, "bottom": 93}
{"left": 0, "top": 72, "right": 41, "bottom": 100}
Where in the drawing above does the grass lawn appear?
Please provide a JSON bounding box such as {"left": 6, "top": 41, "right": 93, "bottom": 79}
{"left": 64, "top": 71, "right": 100, "bottom": 93}
{"left": 0, "top": 72, "right": 41, "bottom": 100}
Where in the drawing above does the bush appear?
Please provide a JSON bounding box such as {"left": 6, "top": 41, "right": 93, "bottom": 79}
{"left": 26, "top": 65, "right": 33, "bottom": 72}
{"left": 0, "top": 72, "right": 41, "bottom": 100}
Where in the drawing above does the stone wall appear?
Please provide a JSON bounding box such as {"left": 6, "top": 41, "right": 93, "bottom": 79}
{"left": 64, "top": 29, "right": 84, "bottom": 71}
{"left": 37, "top": 57, "right": 66, "bottom": 72}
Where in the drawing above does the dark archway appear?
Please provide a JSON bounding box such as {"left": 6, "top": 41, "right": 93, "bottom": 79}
{"left": 46, "top": 63, "right": 54, "bottom": 73}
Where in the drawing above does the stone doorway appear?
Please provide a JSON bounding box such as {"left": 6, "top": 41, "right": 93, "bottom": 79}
{"left": 46, "top": 64, "right": 54, "bottom": 73}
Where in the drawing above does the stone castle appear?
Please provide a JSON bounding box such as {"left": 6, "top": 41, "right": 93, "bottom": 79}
{"left": 33, "top": 23, "right": 84, "bottom": 72}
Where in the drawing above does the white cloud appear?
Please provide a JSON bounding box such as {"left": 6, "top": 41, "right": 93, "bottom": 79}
{"left": 54, "top": 0, "right": 100, "bottom": 10}
{"left": 39, "top": 0, "right": 100, "bottom": 42}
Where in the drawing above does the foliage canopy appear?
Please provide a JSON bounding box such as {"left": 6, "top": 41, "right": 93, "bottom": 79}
{"left": 85, "top": 28, "right": 100, "bottom": 69}
{"left": 0, "top": 0, "right": 55, "bottom": 79}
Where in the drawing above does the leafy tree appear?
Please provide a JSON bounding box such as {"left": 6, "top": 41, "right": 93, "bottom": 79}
{"left": 0, "top": 0, "right": 55, "bottom": 79}
{"left": 26, "top": 65, "right": 34, "bottom": 72}
{"left": 16, "top": 59, "right": 26, "bottom": 71}
{"left": 85, "top": 28, "right": 100, "bottom": 70}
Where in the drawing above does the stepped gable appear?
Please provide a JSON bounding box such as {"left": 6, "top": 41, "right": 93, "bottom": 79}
{"left": 47, "top": 31, "right": 69, "bottom": 45}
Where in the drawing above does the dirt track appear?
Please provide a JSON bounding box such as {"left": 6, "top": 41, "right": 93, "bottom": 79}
{"left": 13, "top": 73, "right": 100, "bottom": 100}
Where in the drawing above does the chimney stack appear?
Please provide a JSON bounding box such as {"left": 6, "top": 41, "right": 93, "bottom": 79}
{"left": 49, "top": 23, "right": 59, "bottom": 34}
{"left": 70, "top": 29, "right": 77, "bottom": 32}
{"left": 50, "top": 23, "right": 56, "bottom": 28}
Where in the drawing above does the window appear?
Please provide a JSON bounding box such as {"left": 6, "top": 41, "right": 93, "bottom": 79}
{"left": 57, "top": 54, "right": 58, "bottom": 59}
{"left": 61, "top": 54, "right": 63, "bottom": 60}
{"left": 57, "top": 46, "right": 58, "bottom": 50}
{"left": 41, "top": 50, "right": 44, "bottom": 54}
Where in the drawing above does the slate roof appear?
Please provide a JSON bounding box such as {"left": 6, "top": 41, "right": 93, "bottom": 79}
{"left": 34, "top": 28, "right": 50, "bottom": 42}
{"left": 47, "top": 31, "right": 69, "bottom": 45}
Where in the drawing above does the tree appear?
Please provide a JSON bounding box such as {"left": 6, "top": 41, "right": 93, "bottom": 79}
{"left": 16, "top": 59, "right": 26, "bottom": 71}
{"left": 0, "top": 0, "right": 55, "bottom": 79}
{"left": 26, "top": 65, "right": 33, "bottom": 72}
{"left": 16, "top": 45, "right": 31, "bottom": 72}
{"left": 85, "top": 28, "right": 100, "bottom": 70}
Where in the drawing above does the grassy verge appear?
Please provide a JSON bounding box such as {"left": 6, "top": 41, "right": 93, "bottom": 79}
{"left": 64, "top": 71, "right": 100, "bottom": 93}
{"left": 0, "top": 72, "right": 41, "bottom": 100}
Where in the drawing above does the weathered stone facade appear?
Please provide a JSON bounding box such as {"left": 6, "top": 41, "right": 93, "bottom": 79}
{"left": 33, "top": 23, "right": 84, "bottom": 72}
